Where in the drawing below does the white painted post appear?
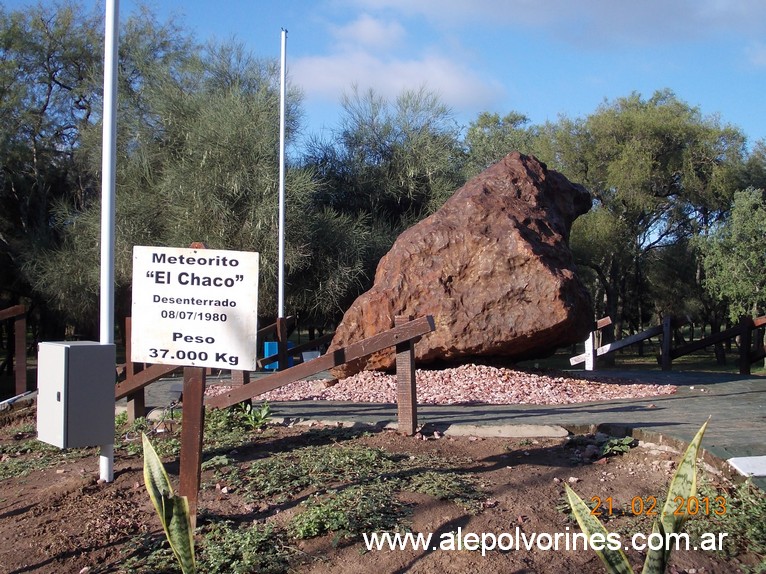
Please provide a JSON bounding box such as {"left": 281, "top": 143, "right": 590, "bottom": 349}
{"left": 584, "top": 330, "right": 596, "bottom": 371}
{"left": 99, "top": 0, "right": 119, "bottom": 483}
{"left": 277, "top": 29, "right": 287, "bottom": 319}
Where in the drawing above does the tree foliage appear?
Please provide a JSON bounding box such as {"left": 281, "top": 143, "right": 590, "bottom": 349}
{"left": 13, "top": 6, "right": 379, "bottom": 330}
{"left": 700, "top": 188, "right": 766, "bottom": 321}
{"left": 538, "top": 90, "right": 746, "bottom": 335}
{"left": 300, "top": 86, "right": 466, "bottom": 316}
{"left": 4, "top": 1, "right": 766, "bottom": 343}
{"left": 25, "top": 35, "right": 315, "bottom": 329}
{"left": 17, "top": 4, "right": 201, "bottom": 332}
{"left": 305, "top": 85, "right": 465, "bottom": 228}
{"left": 0, "top": 1, "right": 101, "bottom": 302}
{"left": 462, "top": 111, "right": 535, "bottom": 178}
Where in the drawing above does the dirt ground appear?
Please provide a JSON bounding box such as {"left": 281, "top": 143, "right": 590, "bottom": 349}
{"left": 0, "top": 403, "right": 761, "bottom": 574}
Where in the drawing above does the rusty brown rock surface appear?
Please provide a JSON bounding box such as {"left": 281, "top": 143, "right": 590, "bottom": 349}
{"left": 328, "top": 152, "right": 594, "bottom": 377}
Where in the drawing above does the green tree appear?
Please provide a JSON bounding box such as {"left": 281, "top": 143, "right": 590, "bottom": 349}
{"left": 739, "top": 139, "right": 766, "bottom": 191}
{"left": 25, "top": 38, "right": 306, "bottom": 328}
{"left": 541, "top": 90, "right": 745, "bottom": 338}
{"left": 0, "top": 1, "right": 102, "bottom": 334}
{"left": 700, "top": 188, "right": 766, "bottom": 321}
{"left": 462, "top": 111, "right": 535, "bottom": 178}
{"left": 22, "top": 15, "right": 372, "bottom": 331}
{"left": 18, "top": 4, "right": 200, "bottom": 335}
{"left": 302, "top": 85, "right": 465, "bottom": 308}
{"left": 305, "top": 86, "right": 465, "bottom": 227}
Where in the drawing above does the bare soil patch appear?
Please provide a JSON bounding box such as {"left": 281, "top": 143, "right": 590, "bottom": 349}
{"left": 0, "top": 399, "right": 762, "bottom": 574}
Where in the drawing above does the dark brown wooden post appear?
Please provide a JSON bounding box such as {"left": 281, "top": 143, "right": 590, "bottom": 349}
{"left": 276, "top": 317, "right": 289, "bottom": 371}
{"left": 395, "top": 316, "right": 417, "bottom": 435}
{"left": 230, "top": 369, "right": 252, "bottom": 408}
{"left": 14, "top": 311, "right": 27, "bottom": 394}
{"left": 177, "top": 241, "right": 210, "bottom": 529}
{"left": 179, "top": 365, "right": 206, "bottom": 528}
{"left": 230, "top": 370, "right": 250, "bottom": 386}
{"left": 124, "top": 317, "right": 146, "bottom": 422}
{"left": 661, "top": 315, "right": 673, "bottom": 371}
{"left": 739, "top": 316, "right": 753, "bottom": 375}
{"left": 0, "top": 305, "right": 28, "bottom": 394}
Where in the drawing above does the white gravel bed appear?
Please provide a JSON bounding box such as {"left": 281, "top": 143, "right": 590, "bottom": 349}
{"left": 205, "top": 363, "right": 677, "bottom": 405}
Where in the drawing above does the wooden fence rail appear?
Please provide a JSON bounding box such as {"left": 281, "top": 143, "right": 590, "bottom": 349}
{"left": 571, "top": 314, "right": 766, "bottom": 374}
{"left": 188, "top": 314, "right": 435, "bottom": 524}
{"left": 0, "top": 305, "right": 27, "bottom": 395}
{"left": 206, "top": 315, "right": 435, "bottom": 417}
{"left": 661, "top": 314, "right": 766, "bottom": 374}
{"left": 116, "top": 315, "right": 305, "bottom": 419}
{"left": 117, "top": 312, "right": 435, "bottom": 525}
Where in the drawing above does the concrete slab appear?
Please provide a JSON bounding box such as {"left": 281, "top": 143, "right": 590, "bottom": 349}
{"left": 728, "top": 456, "right": 766, "bottom": 477}
{"left": 443, "top": 423, "right": 569, "bottom": 438}
{"left": 267, "top": 418, "right": 569, "bottom": 438}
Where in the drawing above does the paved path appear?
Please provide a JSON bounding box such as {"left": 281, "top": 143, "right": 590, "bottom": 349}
{"left": 128, "top": 368, "right": 766, "bottom": 488}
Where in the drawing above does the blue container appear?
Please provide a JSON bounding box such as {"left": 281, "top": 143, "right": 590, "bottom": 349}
{"left": 263, "top": 341, "right": 294, "bottom": 370}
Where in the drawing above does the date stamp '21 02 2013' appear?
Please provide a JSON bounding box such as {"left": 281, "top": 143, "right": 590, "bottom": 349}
{"left": 590, "top": 495, "right": 727, "bottom": 517}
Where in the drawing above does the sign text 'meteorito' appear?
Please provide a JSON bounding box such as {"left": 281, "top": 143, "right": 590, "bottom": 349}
{"left": 151, "top": 252, "right": 240, "bottom": 267}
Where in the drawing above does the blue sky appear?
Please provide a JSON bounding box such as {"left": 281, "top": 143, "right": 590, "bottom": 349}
{"left": 10, "top": 0, "right": 766, "bottom": 147}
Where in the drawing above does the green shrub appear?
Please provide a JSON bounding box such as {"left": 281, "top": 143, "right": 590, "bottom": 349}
{"left": 199, "top": 521, "right": 290, "bottom": 574}
{"left": 290, "top": 484, "right": 403, "bottom": 541}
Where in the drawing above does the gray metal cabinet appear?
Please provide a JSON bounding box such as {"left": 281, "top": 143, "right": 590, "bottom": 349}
{"left": 36, "top": 341, "right": 116, "bottom": 449}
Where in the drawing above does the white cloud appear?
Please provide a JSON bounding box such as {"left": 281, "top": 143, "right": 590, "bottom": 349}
{"left": 292, "top": 49, "right": 504, "bottom": 113}
{"left": 291, "top": 8, "right": 505, "bottom": 117}
{"left": 341, "top": 0, "right": 766, "bottom": 46}
{"left": 329, "top": 14, "right": 405, "bottom": 50}
{"left": 293, "top": 0, "right": 766, "bottom": 127}
{"left": 746, "top": 42, "right": 766, "bottom": 68}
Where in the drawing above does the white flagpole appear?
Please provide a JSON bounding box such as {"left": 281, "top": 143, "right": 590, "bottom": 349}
{"left": 277, "top": 29, "right": 287, "bottom": 319}
{"left": 99, "top": 0, "right": 119, "bottom": 483}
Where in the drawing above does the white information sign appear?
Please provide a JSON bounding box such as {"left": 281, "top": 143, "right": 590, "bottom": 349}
{"left": 131, "top": 245, "right": 259, "bottom": 370}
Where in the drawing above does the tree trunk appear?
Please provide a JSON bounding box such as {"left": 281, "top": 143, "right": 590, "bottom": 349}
{"left": 602, "top": 258, "right": 620, "bottom": 367}
{"left": 710, "top": 318, "right": 726, "bottom": 365}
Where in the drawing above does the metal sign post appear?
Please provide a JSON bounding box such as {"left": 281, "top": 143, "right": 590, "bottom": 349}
{"left": 277, "top": 29, "right": 287, "bottom": 319}
{"left": 99, "top": 0, "right": 120, "bottom": 483}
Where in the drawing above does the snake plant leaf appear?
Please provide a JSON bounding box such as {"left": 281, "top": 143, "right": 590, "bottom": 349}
{"left": 142, "top": 433, "right": 196, "bottom": 574}
{"left": 640, "top": 520, "right": 667, "bottom": 574}
{"left": 142, "top": 433, "right": 173, "bottom": 520}
{"left": 565, "top": 484, "right": 633, "bottom": 574}
{"left": 641, "top": 418, "right": 709, "bottom": 573}
{"left": 167, "top": 492, "right": 196, "bottom": 574}
{"left": 660, "top": 418, "right": 709, "bottom": 534}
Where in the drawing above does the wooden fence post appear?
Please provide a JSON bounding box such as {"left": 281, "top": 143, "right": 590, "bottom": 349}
{"left": 230, "top": 370, "right": 250, "bottom": 386}
{"left": 0, "top": 306, "right": 28, "bottom": 395}
{"left": 177, "top": 241, "right": 209, "bottom": 529}
{"left": 395, "top": 316, "right": 418, "bottom": 435}
{"left": 179, "top": 365, "right": 206, "bottom": 529}
{"left": 584, "top": 330, "right": 596, "bottom": 371}
{"left": 124, "top": 317, "right": 146, "bottom": 422}
{"left": 206, "top": 316, "right": 435, "bottom": 411}
{"left": 661, "top": 315, "right": 673, "bottom": 371}
{"left": 14, "top": 311, "right": 27, "bottom": 394}
{"left": 230, "top": 368, "right": 251, "bottom": 409}
{"left": 739, "top": 316, "right": 753, "bottom": 375}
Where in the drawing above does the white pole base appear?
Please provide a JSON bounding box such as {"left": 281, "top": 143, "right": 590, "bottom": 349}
{"left": 100, "top": 443, "right": 114, "bottom": 482}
